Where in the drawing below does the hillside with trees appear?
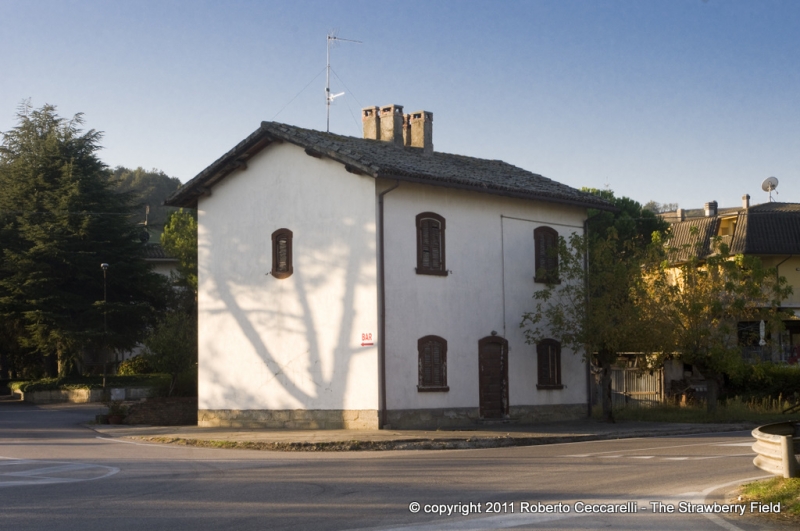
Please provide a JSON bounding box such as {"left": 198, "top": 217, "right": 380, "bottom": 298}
{"left": 107, "top": 166, "right": 181, "bottom": 231}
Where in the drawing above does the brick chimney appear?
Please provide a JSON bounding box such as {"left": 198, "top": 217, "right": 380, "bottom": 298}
{"left": 363, "top": 105, "right": 433, "bottom": 153}
{"left": 742, "top": 194, "right": 750, "bottom": 209}
{"left": 362, "top": 106, "right": 380, "bottom": 140}
{"left": 676, "top": 208, "right": 685, "bottom": 222}
{"left": 704, "top": 201, "right": 718, "bottom": 217}
{"left": 379, "top": 104, "right": 404, "bottom": 145}
{"left": 408, "top": 111, "right": 433, "bottom": 155}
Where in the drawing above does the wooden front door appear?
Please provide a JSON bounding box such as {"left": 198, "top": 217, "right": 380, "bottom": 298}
{"left": 478, "top": 335, "right": 509, "bottom": 418}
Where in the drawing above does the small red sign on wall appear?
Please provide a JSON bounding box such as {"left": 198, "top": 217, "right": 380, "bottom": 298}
{"left": 360, "top": 332, "right": 374, "bottom": 347}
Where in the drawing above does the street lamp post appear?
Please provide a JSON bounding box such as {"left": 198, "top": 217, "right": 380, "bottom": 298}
{"left": 101, "top": 263, "right": 108, "bottom": 390}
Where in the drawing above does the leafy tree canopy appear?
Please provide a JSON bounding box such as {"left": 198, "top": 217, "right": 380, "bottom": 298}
{"left": 643, "top": 200, "right": 679, "bottom": 214}
{"left": 0, "top": 102, "right": 169, "bottom": 376}
{"left": 583, "top": 188, "right": 669, "bottom": 249}
{"left": 522, "top": 189, "right": 670, "bottom": 421}
{"left": 161, "top": 209, "right": 197, "bottom": 293}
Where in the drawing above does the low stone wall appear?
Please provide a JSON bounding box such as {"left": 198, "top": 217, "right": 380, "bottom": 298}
{"left": 386, "top": 404, "right": 586, "bottom": 429}
{"left": 125, "top": 397, "right": 198, "bottom": 426}
{"left": 198, "top": 409, "right": 379, "bottom": 430}
{"left": 17, "top": 387, "right": 152, "bottom": 404}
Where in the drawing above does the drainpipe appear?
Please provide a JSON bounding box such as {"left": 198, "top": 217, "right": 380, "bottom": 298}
{"left": 378, "top": 180, "right": 400, "bottom": 429}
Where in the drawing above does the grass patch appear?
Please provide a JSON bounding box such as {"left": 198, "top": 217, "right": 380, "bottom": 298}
{"left": 595, "top": 396, "right": 798, "bottom": 424}
{"left": 739, "top": 478, "right": 800, "bottom": 520}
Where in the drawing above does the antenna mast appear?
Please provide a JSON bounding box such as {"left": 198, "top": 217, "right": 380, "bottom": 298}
{"left": 326, "top": 31, "right": 361, "bottom": 132}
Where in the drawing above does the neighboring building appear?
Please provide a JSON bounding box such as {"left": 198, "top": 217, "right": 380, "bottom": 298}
{"left": 663, "top": 197, "right": 800, "bottom": 364}
{"left": 166, "top": 104, "right": 613, "bottom": 429}
{"left": 142, "top": 243, "right": 179, "bottom": 277}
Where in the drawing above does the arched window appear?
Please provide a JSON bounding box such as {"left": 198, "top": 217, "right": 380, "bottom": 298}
{"left": 537, "top": 338, "right": 562, "bottom": 389}
{"left": 271, "top": 228, "right": 293, "bottom": 279}
{"left": 534, "top": 226, "right": 559, "bottom": 283}
{"left": 416, "top": 212, "right": 447, "bottom": 276}
{"left": 418, "top": 335, "right": 448, "bottom": 391}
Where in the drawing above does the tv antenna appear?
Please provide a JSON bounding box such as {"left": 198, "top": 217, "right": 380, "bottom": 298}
{"left": 326, "top": 31, "right": 361, "bottom": 132}
{"left": 761, "top": 176, "right": 779, "bottom": 202}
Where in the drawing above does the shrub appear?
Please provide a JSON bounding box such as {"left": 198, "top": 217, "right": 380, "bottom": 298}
{"left": 726, "top": 362, "right": 800, "bottom": 401}
{"left": 117, "top": 355, "right": 154, "bottom": 376}
{"left": 143, "top": 312, "right": 197, "bottom": 396}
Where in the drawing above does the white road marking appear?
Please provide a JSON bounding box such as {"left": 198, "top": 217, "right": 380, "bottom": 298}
{"left": 562, "top": 437, "right": 753, "bottom": 458}
{"left": 573, "top": 452, "right": 755, "bottom": 462}
{"left": 347, "top": 511, "right": 583, "bottom": 531}
{"left": 678, "top": 474, "right": 773, "bottom": 531}
{"left": 0, "top": 456, "right": 119, "bottom": 487}
{"left": 714, "top": 442, "right": 755, "bottom": 447}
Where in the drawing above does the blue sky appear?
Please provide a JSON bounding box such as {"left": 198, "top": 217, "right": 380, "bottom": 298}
{"left": 1, "top": 0, "right": 798, "bottom": 209}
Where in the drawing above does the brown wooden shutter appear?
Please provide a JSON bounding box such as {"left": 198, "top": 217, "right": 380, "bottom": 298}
{"left": 416, "top": 213, "right": 447, "bottom": 276}
{"left": 271, "top": 228, "right": 293, "bottom": 279}
{"left": 418, "top": 336, "right": 448, "bottom": 391}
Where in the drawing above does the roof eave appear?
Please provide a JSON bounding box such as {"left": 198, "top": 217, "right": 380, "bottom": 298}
{"left": 164, "top": 126, "right": 276, "bottom": 208}
{"left": 373, "top": 172, "right": 616, "bottom": 211}
{"left": 166, "top": 123, "right": 615, "bottom": 212}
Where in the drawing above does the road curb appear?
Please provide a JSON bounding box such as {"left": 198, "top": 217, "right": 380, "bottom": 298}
{"left": 129, "top": 423, "right": 755, "bottom": 452}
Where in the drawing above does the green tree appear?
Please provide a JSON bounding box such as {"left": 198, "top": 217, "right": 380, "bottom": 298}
{"left": 636, "top": 235, "right": 791, "bottom": 412}
{"left": 521, "top": 190, "right": 669, "bottom": 422}
{"left": 161, "top": 209, "right": 198, "bottom": 293}
{"left": 0, "top": 103, "right": 168, "bottom": 376}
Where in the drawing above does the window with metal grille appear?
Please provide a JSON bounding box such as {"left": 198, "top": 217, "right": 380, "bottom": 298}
{"left": 416, "top": 212, "right": 447, "bottom": 276}
{"left": 534, "top": 226, "right": 559, "bottom": 283}
{"left": 418, "top": 335, "right": 449, "bottom": 391}
{"left": 271, "top": 228, "right": 293, "bottom": 279}
{"left": 537, "top": 338, "right": 563, "bottom": 389}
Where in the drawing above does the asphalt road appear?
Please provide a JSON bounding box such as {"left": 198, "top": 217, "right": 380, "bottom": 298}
{"left": 0, "top": 401, "right": 791, "bottom": 531}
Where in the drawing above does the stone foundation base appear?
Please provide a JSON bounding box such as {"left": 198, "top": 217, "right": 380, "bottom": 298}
{"left": 509, "top": 404, "right": 586, "bottom": 423}
{"left": 198, "top": 409, "right": 379, "bottom": 430}
{"left": 386, "top": 404, "right": 586, "bottom": 429}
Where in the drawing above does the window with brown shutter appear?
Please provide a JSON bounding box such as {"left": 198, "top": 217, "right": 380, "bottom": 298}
{"left": 418, "top": 335, "right": 449, "bottom": 391}
{"left": 271, "top": 228, "right": 293, "bottom": 279}
{"left": 416, "top": 212, "right": 447, "bottom": 276}
{"left": 534, "top": 226, "right": 559, "bottom": 284}
{"left": 537, "top": 338, "right": 563, "bottom": 389}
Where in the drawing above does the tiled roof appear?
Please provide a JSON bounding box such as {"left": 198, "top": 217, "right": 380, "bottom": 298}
{"left": 142, "top": 244, "right": 177, "bottom": 261}
{"left": 165, "top": 121, "right": 614, "bottom": 211}
{"left": 666, "top": 217, "right": 719, "bottom": 262}
{"left": 666, "top": 202, "right": 800, "bottom": 261}
{"left": 734, "top": 210, "right": 800, "bottom": 255}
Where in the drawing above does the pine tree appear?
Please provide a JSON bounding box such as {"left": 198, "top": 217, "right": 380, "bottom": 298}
{"left": 0, "top": 103, "right": 168, "bottom": 376}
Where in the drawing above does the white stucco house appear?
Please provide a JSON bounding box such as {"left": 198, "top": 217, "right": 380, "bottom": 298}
{"left": 166, "top": 104, "right": 613, "bottom": 429}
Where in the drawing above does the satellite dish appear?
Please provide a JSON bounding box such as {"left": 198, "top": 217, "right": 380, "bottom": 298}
{"left": 761, "top": 176, "right": 779, "bottom": 201}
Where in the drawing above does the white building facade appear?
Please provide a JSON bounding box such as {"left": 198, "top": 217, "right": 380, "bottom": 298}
{"left": 167, "top": 106, "right": 612, "bottom": 429}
